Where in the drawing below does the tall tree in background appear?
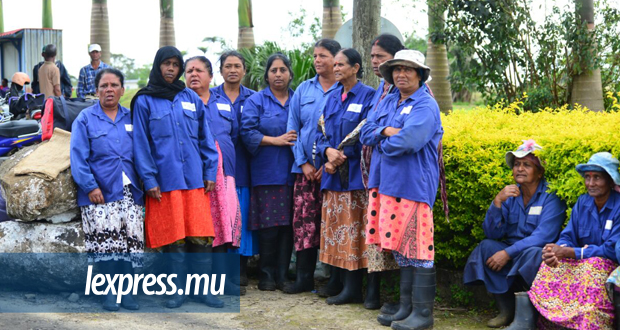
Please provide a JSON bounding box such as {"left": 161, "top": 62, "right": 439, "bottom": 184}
{"left": 426, "top": 0, "right": 453, "bottom": 114}
{"left": 352, "top": 0, "right": 380, "bottom": 88}
{"left": 238, "top": 0, "right": 255, "bottom": 49}
{"left": 159, "top": 0, "right": 176, "bottom": 47}
{"left": 0, "top": 0, "right": 4, "bottom": 33}
{"left": 42, "top": 0, "right": 53, "bottom": 28}
{"left": 90, "top": 0, "right": 111, "bottom": 64}
{"left": 322, "top": 0, "right": 341, "bottom": 39}
{"left": 570, "top": 0, "right": 604, "bottom": 111}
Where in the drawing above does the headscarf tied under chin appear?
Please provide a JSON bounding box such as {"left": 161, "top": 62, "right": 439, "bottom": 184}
{"left": 130, "top": 46, "right": 186, "bottom": 111}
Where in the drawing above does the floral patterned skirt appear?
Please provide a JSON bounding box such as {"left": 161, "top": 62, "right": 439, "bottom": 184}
{"left": 529, "top": 257, "right": 617, "bottom": 330}
{"left": 365, "top": 189, "right": 434, "bottom": 262}
{"left": 319, "top": 190, "right": 368, "bottom": 271}
{"left": 209, "top": 142, "right": 242, "bottom": 248}
{"left": 292, "top": 173, "right": 322, "bottom": 251}
{"left": 81, "top": 185, "right": 144, "bottom": 267}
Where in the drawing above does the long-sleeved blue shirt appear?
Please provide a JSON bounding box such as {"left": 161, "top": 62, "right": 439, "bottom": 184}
{"left": 240, "top": 87, "right": 295, "bottom": 187}
{"left": 317, "top": 81, "right": 375, "bottom": 191}
{"left": 483, "top": 180, "right": 566, "bottom": 258}
{"left": 556, "top": 191, "right": 620, "bottom": 262}
{"left": 77, "top": 62, "right": 110, "bottom": 98}
{"left": 287, "top": 75, "right": 338, "bottom": 173}
{"left": 211, "top": 84, "right": 255, "bottom": 187}
{"left": 204, "top": 92, "right": 237, "bottom": 178}
{"left": 360, "top": 84, "right": 443, "bottom": 207}
{"left": 132, "top": 88, "right": 219, "bottom": 192}
{"left": 70, "top": 103, "right": 144, "bottom": 207}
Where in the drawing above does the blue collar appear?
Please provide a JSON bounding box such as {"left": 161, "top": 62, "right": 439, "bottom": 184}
{"left": 92, "top": 102, "right": 128, "bottom": 123}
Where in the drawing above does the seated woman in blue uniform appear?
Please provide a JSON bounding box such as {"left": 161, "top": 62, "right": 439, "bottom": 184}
{"left": 528, "top": 152, "right": 620, "bottom": 330}
{"left": 463, "top": 140, "right": 566, "bottom": 328}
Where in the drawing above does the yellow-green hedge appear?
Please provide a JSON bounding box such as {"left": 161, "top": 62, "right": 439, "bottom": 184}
{"left": 436, "top": 101, "right": 620, "bottom": 268}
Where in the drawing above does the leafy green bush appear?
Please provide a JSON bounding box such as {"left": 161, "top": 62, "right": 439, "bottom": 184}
{"left": 436, "top": 99, "right": 620, "bottom": 268}
{"left": 238, "top": 42, "right": 316, "bottom": 92}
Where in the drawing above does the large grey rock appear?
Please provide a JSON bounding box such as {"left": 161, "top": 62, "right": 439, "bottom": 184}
{"left": 0, "top": 221, "right": 159, "bottom": 291}
{"left": 0, "top": 220, "right": 86, "bottom": 290}
{"left": 0, "top": 144, "right": 78, "bottom": 222}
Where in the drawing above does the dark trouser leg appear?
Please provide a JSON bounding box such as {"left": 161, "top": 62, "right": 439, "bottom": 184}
{"left": 240, "top": 255, "right": 249, "bottom": 286}
{"left": 275, "top": 226, "right": 294, "bottom": 291}
{"left": 614, "top": 290, "right": 620, "bottom": 330}
{"left": 365, "top": 271, "right": 382, "bottom": 309}
{"left": 98, "top": 260, "right": 120, "bottom": 311}
{"left": 189, "top": 243, "right": 224, "bottom": 308}
{"left": 283, "top": 247, "right": 317, "bottom": 294}
{"left": 377, "top": 267, "right": 414, "bottom": 326}
{"left": 258, "top": 227, "right": 279, "bottom": 291}
{"left": 164, "top": 243, "right": 187, "bottom": 308}
{"left": 326, "top": 268, "right": 364, "bottom": 305}
{"left": 391, "top": 267, "right": 435, "bottom": 330}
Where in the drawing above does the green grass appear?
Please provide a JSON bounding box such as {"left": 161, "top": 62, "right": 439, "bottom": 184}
{"left": 452, "top": 101, "right": 484, "bottom": 111}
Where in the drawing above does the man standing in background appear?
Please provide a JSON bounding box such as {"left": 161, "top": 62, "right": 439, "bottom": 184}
{"left": 38, "top": 44, "right": 62, "bottom": 98}
{"left": 32, "top": 45, "right": 72, "bottom": 98}
{"left": 77, "top": 44, "right": 110, "bottom": 99}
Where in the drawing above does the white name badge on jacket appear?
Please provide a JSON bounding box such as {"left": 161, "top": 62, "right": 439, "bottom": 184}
{"left": 606, "top": 220, "right": 613, "bottom": 230}
{"left": 217, "top": 103, "right": 231, "bottom": 112}
{"left": 346, "top": 104, "right": 363, "bottom": 113}
{"left": 125, "top": 124, "right": 133, "bottom": 132}
{"left": 182, "top": 102, "right": 196, "bottom": 111}
{"left": 400, "top": 106, "right": 413, "bottom": 115}
{"left": 529, "top": 206, "right": 542, "bottom": 215}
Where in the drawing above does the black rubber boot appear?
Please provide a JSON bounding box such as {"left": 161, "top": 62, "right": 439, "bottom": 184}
{"left": 614, "top": 291, "right": 620, "bottom": 330}
{"left": 318, "top": 265, "right": 344, "bottom": 297}
{"left": 365, "top": 271, "right": 382, "bottom": 309}
{"left": 391, "top": 267, "right": 435, "bottom": 330}
{"left": 283, "top": 248, "right": 317, "bottom": 294}
{"left": 190, "top": 243, "right": 225, "bottom": 308}
{"left": 326, "top": 269, "right": 364, "bottom": 305}
{"left": 503, "top": 292, "right": 536, "bottom": 330}
{"left": 240, "top": 255, "right": 249, "bottom": 286}
{"left": 377, "top": 267, "right": 414, "bottom": 326}
{"left": 275, "top": 226, "right": 294, "bottom": 291}
{"left": 119, "top": 261, "right": 140, "bottom": 310}
{"left": 165, "top": 244, "right": 187, "bottom": 308}
{"left": 381, "top": 301, "right": 400, "bottom": 315}
{"left": 98, "top": 260, "right": 120, "bottom": 311}
{"left": 258, "top": 227, "right": 279, "bottom": 291}
{"left": 487, "top": 291, "right": 516, "bottom": 328}
{"left": 212, "top": 245, "right": 246, "bottom": 296}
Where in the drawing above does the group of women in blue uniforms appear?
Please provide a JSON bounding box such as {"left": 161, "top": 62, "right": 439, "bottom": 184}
{"left": 464, "top": 141, "right": 620, "bottom": 330}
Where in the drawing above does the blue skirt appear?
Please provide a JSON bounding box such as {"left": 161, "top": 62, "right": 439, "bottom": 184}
{"left": 463, "top": 239, "right": 543, "bottom": 294}
{"left": 228, "top": 187, "right": 259, "bottom": 256}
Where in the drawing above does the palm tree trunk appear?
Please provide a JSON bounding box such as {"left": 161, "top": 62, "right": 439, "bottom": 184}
{"left": 42, "top": 0, "right": 53, "bottom": 28}
{"left": 352, "top": 0, "right": 380, "bottom": 88}
{"left": 426, "top": 0, "right": 453, "bottom": 114}
{"left": 0, "top": 0, "right": 4, "bottom": 33}
{"left": 570, "top": 0, "right": 603, "bottom": 111}
{"left": 90, "top": 0, "right": 111, "bottom": 64}
{"left": 238, "top": 0, "right": 254, "bottom": 49}
{"left": 322, "top": 0, "right": 341, "bottom": 39}
{"left": 159, "top": 0, "right": 176, "bottom": 48}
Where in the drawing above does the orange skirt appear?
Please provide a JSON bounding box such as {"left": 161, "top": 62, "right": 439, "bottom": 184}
{"left": 145, "top": 188, "right": 215, "bottom": 248}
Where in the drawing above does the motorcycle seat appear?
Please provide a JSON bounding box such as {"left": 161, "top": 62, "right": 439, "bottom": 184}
{"left": 0, "top": 120, "right": 40, "bottom": 138}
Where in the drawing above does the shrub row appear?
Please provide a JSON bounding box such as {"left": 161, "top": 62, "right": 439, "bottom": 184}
{"left": 436, "top": 102, "right": 620, "bottom": 268}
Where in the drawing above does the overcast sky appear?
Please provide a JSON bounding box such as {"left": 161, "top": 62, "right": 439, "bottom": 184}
{"left": 0, "top": 0, "right": 592, "bottom": 82}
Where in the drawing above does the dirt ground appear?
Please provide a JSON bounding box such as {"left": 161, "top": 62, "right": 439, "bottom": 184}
{"left": 0, "top": 280, "right": 490, "bottom": 330}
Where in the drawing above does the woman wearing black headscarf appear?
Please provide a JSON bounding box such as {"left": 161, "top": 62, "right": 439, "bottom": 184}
{"left": 132, "top": 46, "right": 221, "bottom": 308}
